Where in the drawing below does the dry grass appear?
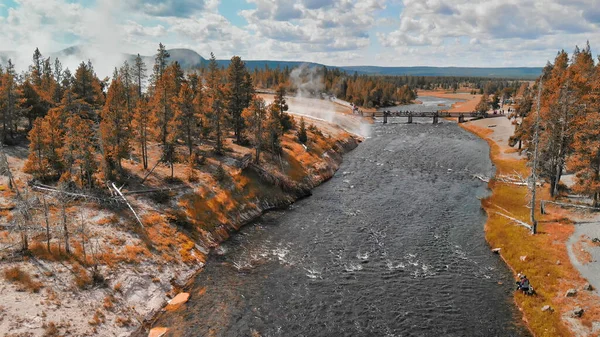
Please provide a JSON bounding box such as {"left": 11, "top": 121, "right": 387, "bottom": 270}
{"left": 461, "top": 122, "right": 600, "bottom": 337}
{"left": 88, "top": 309, "right": 105, "bottom": 326}
{"left": 122, "top": 245, "right": 151, "bottom": 264}
{"left": 3, "top": 266, "right": 43, "bottom": 293}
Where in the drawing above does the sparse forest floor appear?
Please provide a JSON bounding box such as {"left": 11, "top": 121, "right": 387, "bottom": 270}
{"left": 0, "top": 110, "right": 359, "bottom": 336}
{"left": 462, "top": 116, "right": 600, "bottom": 337}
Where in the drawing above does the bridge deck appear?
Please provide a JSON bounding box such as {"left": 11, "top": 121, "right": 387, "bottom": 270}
{"left": 372, "top": 111, "right": 506, "bottom": 118}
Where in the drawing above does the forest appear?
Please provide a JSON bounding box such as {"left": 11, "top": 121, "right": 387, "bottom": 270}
{"left": 0, "top": 44, "right": 303, "bottom": 191}
{"left": 512, "top": 42, "right": 600, "bottom": 206}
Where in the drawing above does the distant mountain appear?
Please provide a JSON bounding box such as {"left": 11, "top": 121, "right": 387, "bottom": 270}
{"left": 0, "top": 46, "right": 543, "bottom": 79}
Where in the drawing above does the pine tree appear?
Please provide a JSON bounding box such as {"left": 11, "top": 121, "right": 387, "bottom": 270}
{"left": 175, "top": 81, "right": 197, "bottom": 156}
{"left": 23, "top": 107, "right": 66, "bottom": 178}
{"left": 134, "top": 54, "right": 147, "bottom": 98}
{"left": 267, "top": 103, "right": 282, "bottom": 154}
{"left": 243, "top": 97, "right": 267, "bottom": 164}
{"left": 298, "top": 117, "right": 308, "bottom": 144}
{"left": 62, "top": 114, "right": 97, "bottom": 188}
{"left": 206, "top": 53, "right": 226, "bottom": 154}
{"left": 31, "top": 48, "right": 43, "bottom": 87}
{"left": 153, "top": 43, "right": 170, "bottom": 82}
{"left": 132, "top": 98, "right": 150, "bottom": 170}
{"left": 272, "top": 85, "right": 292, "bottom": 133}
{"left": 100, "top": 69, "right": 131, "bottom": 179}
{"left": 226, "top": 56, "right": 252, "bottom": 143}
{"left": 475, "top": 94, "right": 489, "bottom": 114}
{"left": 0, "top": 60, "right": 21, "bottom": 142}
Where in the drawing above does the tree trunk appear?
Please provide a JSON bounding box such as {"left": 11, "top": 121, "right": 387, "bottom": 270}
{"left": 62, "top": 202, "right": 70, "bottom": 254}
{"left": 43, "top": 196, "right": 51, "bottom": 253}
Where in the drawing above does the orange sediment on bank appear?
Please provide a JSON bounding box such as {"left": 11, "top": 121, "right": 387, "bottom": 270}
{"left": 461, "top": 122, "right": 600, "bottom": 337}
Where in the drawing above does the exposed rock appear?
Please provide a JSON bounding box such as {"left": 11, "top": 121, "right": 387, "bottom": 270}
{"left": 491, "top": 248, "right": 501, "bottom": 254}
{"left": 583, "top": 283, "right": 594, "bottom": 291}
{"left": 592, "top": 237, "right": 600, "bottom": 243}
{"left": 566, "top": 289, "right": 577, "bottom": 297}
{"left": 572, "top": 307, "right": 584, "bottom": 318}
{"left": 165, "top": 292, "right": 190, "bottom": 311}
{"left": 556, "top": 260, "right": 561, "bottom": 265}
{"left": 519, "top": 255, "right": 527, "bottom": 262}
{"left": 149, "top": 327, "right": 169, "bottom": 337}
{"left": 541, "top": 305, "right": 553, "bottom": 312}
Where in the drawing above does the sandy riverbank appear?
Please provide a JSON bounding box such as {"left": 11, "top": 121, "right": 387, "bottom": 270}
{"left": 461, "top": 116, "right": 600, "bottom": 337}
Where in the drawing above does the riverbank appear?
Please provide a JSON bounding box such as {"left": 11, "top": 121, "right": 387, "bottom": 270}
{"left": 461, "top": 117, "right": 600, "bottom": 337}
{"left": 0, "top": 104, "right": 359, "bottom": 336}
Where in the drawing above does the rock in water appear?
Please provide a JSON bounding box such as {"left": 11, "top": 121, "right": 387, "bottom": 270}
{"left": 491, "top": 248, "right": 501, "bottom": 254}
{"left": 149, "top": 327, "right": 168, "bottom": 337}
{"left": 565, "top": 289, "right": 578, "bottom": 297}
{"left": 541, "top": 305, "right": 553, "bottom": 312}
{"left": 572, "top": 307, "right": 584, "bottom": 318}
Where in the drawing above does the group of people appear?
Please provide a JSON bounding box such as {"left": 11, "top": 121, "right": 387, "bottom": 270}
{"left": 516, "top": 273, "right": 532, "bottom": 294}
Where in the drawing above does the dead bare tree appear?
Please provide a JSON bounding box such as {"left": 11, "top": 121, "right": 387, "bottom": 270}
{"left": 43, "top": 196, "right": 51, "bottom": 253}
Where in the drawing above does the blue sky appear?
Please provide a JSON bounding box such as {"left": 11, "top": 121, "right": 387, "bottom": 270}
{"left": 0, "top": 0, "right": 599, "bottom": 74}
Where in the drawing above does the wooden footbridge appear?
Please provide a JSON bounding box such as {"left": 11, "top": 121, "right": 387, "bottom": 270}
{"left": 372, "top": 111, "right": 505, "bottom": 124}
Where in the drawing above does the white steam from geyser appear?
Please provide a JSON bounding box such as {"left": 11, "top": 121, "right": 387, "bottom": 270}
{"left": 1, "top": 0, "right": 130, "bottom": 80}
{"left": 279, "top": 64, "right": 371, "bottom": 138}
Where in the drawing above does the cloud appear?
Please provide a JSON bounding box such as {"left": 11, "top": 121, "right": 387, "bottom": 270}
{"left": 124, "top": 0, "right": 206, "bottom": 17}
{"left": 381, "top": 0, "right": 598, "bottom": 48}
{"left": 1, "top": 0, "right": 600, "bottom": 71}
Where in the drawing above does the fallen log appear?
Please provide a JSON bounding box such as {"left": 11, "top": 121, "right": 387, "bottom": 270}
{"left": 111, "top": 183, "right": 144, "bottom": 229}
{"left": 495, "top": 212, "right": 533, "bottom": 231}
{"left": 30, "top": 183, "right": 118, "bottom": 203}
{"left": 541, "top": 200, "right": 600, "bottom": 214}
{"left": 122, "top": 185, "right": 192, "bottom": 195}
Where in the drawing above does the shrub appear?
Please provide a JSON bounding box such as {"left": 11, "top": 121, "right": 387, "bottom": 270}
{"left": 43, "top": 322, "right": 59, "bottom": 337}
{"left": 3, "top": 266, "right": 43, "bottom": 293}
{"left": 213, "top": 164, "right": 227, "bottom": 182}
{"left": 72, "top": 264, "right": 93, "bottom": 289}
{"left": 115, "top": 315, "right": 131, "bottom": 327}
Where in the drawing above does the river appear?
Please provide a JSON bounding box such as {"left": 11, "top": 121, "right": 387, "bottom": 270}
{"left": 151, "top": 118, "right": 529, "bottom": 336}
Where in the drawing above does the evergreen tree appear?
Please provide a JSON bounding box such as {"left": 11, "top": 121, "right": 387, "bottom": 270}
{"left": 0, "top": 60, "right": 21, "bottom": 142}
{"left": 175, "top": 81, "right": 197, "bottom": 156}
{"left": 243, "top": 97, "right": 267, "bottom": 164}
{"left": 206, "top": 53, "right": 226, "bottom": 154}
{"left": 298, "top": 117, "right": 308, "bottom": 144}
{"left": 100, "top": 69, "right": 131, "bottom": 179}
{"left": 226, "top": 56, "right": 252, "bottom": 143}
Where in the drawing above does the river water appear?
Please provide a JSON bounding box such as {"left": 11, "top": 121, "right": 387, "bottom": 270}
{"left": 152, "top": 120, "right": 529, "bottom": 336}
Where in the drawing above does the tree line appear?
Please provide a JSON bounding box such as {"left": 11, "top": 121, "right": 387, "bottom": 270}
{"left": 513, "top": 42, "right": 600, "bottom": 206}
{"left": 251, "top": 65, "right": 523, "bottom": 108}
{"left": 0, "top": 44, "right": 302, "bottom": 190}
